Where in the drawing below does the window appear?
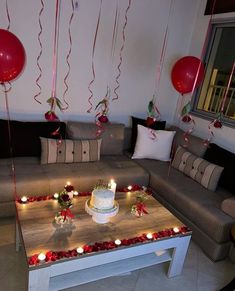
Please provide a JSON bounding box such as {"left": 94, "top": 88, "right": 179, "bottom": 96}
{"left": 192, "top": 21, "right": 235, "bottom": 125}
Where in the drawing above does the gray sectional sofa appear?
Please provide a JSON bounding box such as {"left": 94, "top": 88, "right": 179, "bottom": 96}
{"left": 0, "top": 119, "right": 234, "bottom": 262}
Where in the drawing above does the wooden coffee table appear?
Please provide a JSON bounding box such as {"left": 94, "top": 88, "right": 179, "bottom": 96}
{"left": 16, "top": 190, "right": 192, "bottom": 291}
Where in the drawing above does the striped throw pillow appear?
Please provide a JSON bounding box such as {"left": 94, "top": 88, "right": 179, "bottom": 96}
{"left": 172, "top": 146, "right": 224, "bottom": 191}
{"left": 40, "top": 137, "right": 102, "bottom": 164}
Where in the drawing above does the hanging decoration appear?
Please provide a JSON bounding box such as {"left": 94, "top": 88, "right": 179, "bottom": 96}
{"left": 94, "top": 0, "right": 120, "bottom": 135}
{"left": 33, "top": 0, "right": 44, "bottom": 105}
{"left": 113, "top": 0, "right": 132, "bottom": 102}
{"left": 5, "top": 0, "right": 11, "bottom": 30}
{"left": 0, "top": 29, "right": 26, "bottom": 83}
{"left": 147, "top": 0, "right": 174, "bottom": 126}
{"left": 62, "top": 0, "right": 75, "bottom": 111}
{"left": 45, "top": 0, "right": 63, "bottom": 121}
{"left": 87, "top": 0, "right": 103, "bottom": 114}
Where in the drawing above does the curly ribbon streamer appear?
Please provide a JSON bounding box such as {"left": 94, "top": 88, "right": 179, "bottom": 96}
{"left": 151, "top": 0, "right": 173, "bottom": 116}
{"left": 33, "top": 0, "right": 44, "bottom": 105}
{"left": 87, "top": 0, "right": 103, "bottom": 113}
{"left": 62, "top": 0, "right": 75, "bottom": 111}
{"left": 113, "top": 0, "right": 132, "bottom": 101}
{"left": 1, "top": 83, "right": 17, "bottom": 201}
{"left": 5, "top": 0, "right": 11, "bottom": 30}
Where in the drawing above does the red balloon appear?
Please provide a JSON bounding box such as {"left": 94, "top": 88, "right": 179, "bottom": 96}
{"left": 0, "top": 29, "right": 26, "bottom": 83}
{"left": 171, "top": 56, "right": 205, "bottom": 95}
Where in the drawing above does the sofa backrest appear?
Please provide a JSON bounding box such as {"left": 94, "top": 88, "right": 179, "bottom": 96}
{"left": 0, "top": 119, "right": 66, "bottom": 158}
{"left": 67, "top": 121, "right": 125, "bottom": 155}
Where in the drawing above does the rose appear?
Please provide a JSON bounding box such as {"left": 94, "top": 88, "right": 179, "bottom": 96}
{"left": 44, "top": 110, "right": 59, "bottom": 121}
{"left": 181, "top": 115, "right": 192, "bottom": 123}
{"left": 98, "top": 115, "right": 109, "bottom": 123}
{"left": 60, "top": 194, "right": 70, "bottom": 202}
{"left": 64, "top": 185, "right": 74, "bottom": 192}
{"left": 213, "top": 119, "right": 222, "bottom": 128}
{"left": 146, "top": 117, "right": 155, "bottom": 127}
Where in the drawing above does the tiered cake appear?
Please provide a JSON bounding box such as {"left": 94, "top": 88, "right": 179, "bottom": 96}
{"left": 85, "top": 187, "right": 119, "bottom": 224}
{"left": 90, "top": 189, "right": 115, "bottom": 210}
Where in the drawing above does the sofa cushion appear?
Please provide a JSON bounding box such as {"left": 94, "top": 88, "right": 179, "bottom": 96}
{"left": 67, "top": 121, "right": 124, "bottom": 155}
{"left": 0, "top": 119, "right": 66, "bottom": 158}
{"left": 40, "top": 137, "right": 102, "bottom": 164}
{"left": 132, "top": 125, "right": 175, "bottom": 161}
{"left": 169, "top": 126, "right": 207, "bottom": 157}
{"left": 204, "top": 143, "right": 235, "bottom": 194}
{"left": 172, "top": 146, "right": 224, "bottom": 191}
{"left": 135, "top": 158, "right": 234, "bottom": 243}
{"left": 130, "top": 116, "right": 166, "bottom": 153}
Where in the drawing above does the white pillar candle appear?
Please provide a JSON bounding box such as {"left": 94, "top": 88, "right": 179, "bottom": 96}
{"left": 115, "top": 239, "right": 121, "bottom": 246}
{"left": 21, "top": 196, "right": 28, "bottom": 203}
{"left": 109, "top": 179, "right": 117, "bottom": 194}
{"left": 76, "top": 247, "right": 84, "bottom": 254}
{"left": 53, "top": 193, "right": 59, "bottom": 199}
{"left": 173, "top": 227, "right": 180, "bottom": 233}
{"left": 38, "top": 253, "right": 46, "bottom": 261}
{"left": 127, "top": 185, "right": 132, "bottom": 191}
{"left": 146, "top": 233, "right": 153, "bottom": 239}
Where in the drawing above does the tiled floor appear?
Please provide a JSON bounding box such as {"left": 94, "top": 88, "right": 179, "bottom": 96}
{"left": 0, "top": 217, "right": 234, "bottom": 291}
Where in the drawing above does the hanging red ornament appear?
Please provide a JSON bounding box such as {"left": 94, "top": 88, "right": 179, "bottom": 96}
{"left": 0, "top": 29, "right": 26, "bottom": 83}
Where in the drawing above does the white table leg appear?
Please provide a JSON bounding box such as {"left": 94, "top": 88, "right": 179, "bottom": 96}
{"left": 15, "top": 219, "right": 20, "bottom": 252}
{"left": 29, "top": 268, "right": 50, "bottom": 291}
{"left": 167, "top": 236, "right": 191, "bottom": 278}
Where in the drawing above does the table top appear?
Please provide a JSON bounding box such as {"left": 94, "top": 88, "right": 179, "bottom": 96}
{"left": 16, "top": 191, "right": 189, "bottom": 262}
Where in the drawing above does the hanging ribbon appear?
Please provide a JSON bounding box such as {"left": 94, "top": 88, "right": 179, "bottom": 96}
{"left": 113, "top": 0, "right": 132, "bottom": 101}
{"left": 149, "top": 0, "right": 174, "bottom": 118}
{"left": 33, "top": 0, "right": 44, "bottom": 105}
{"left": 45, "top": 0, "right": 63, "bottom": 121}
{"left": 1, "top": 83, "right": 17, "bottom": 201}
{"left": 5, "top": 0, "right": 11, "bottom": 30}
{"left": 62, "top": 0, "right": 75, "bottom": 111}
{"left": 87, "top": 0, "right": 103, "bottom": 113}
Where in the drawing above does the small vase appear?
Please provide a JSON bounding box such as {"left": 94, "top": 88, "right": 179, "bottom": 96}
{"left": 54, "top": 208, "right": 74, "bottom": 226}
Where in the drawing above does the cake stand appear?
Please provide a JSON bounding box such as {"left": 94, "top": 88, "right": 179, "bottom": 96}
{"left": 85, "top": 199, "right": 119, "bottom": 224}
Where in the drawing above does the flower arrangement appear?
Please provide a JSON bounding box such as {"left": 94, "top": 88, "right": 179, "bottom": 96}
{"left": 93, "top": 180, "right": 110, "bottom": 190}
{"left": 54, "top": 190, "right": 74, "bottom": 225}
{"left": 131, "top": 191, "right": 149, "bottom": 217}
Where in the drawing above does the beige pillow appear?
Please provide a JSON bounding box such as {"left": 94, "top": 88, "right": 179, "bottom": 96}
{"left": 40, "top": 137, "right": 102, "bottom": 164}
{"left": 172, "top": 146, "right": 224, "bottom": 191}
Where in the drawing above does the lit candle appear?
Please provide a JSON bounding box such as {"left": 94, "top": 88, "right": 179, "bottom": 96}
{"left": 127, "top": 185, "right": 132, "bottom": 191}
{"left": 38, "top": 253, "right": 46, "bottom": 261}
{"left": 73, "top": 191, "right": 78, "bottom": 196}
{"left": 21, "top": 196, "right": 28, "bottom": 203}
{"left": 109, "top": 179, "right": 117, "bottom": 194}
{"left": 146, "top": 233, "right": 153, "bottom": 239}
{"left": 53, "top": 193, "right": 59, "bottom": 199}
{"left": 76, "top": 247, "right": 84, "bottom": 254}
{"left": 114, "top": 239, "right": 121, "bottom": 246}
{"left": 173, "top": 227, "right": 180, "bottom": 233}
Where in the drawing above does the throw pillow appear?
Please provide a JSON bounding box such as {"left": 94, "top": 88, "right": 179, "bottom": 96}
{"left": 172, "top": 146, "right": 224, "bottom": 191}
{"left": 132, "top": 125, "right": 175, "bottom": 161}
{"left": 130, "top": 116, "right": 166, "bottom": 153}
{"left": 204, "top": 143, "right": 235, "bottom": 194}
{"left": 40, "top": 137, "right": 102, "bottom": 164}
{"left": 0, "top": 119, "right": 66, "bottom": 158}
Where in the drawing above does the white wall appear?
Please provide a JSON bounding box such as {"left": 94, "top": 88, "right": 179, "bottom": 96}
{"left": 186, "top": 0, "right": 235, "bottom": 152}
{"left": 0, "top": 0, "right": 200, "bottom": 126}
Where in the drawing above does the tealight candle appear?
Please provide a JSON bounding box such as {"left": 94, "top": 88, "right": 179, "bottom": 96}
{"left": 173, "top": 227, "right": 180, "bottom": 233}
{"left": 114, "top": 239, "right": 121, "bottom": 246}
{"left": 127, "top": 185, "right": 132, "bottom": 191}
{"left": 53, "top": 193, "right": 59, "bottom": 199}
{"left": 38, "top": 253, "right": 46, "bottom": 261}
{"left": 73, "top": 191, "right": 78, "bottom": 196}
{"left": 76, "top": 247, "right": 84, "bottom": 254}
{"left": 109, "top": 179, "right": 117, "bottom": 194}
{"left": 146, "top": 233, "right": 153, "bottom": 239}
{"left": 21, "top": 196, "right": 28, "bottom": 203}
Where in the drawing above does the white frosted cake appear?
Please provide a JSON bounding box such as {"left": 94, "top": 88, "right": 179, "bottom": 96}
{"left": 90, "top": 189, "right": 115, "bottom": 210}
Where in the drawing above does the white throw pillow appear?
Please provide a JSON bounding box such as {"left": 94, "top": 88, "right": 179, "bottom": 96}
{"left": 132, "top": 125, "right": 175, "bottom": 161}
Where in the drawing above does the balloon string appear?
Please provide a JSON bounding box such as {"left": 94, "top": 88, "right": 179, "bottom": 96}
{"left": 5, "top": 0, "right": 11, "bottom": 31}
{"left": 51, "top": 0, "right": 61, "bottom": 102}
{"left": 87, "top": 0, "right": 102, "bottom": 113}
{"left": 2, "top": 83, "right": 17, "bottom": 201}
{"left": 34, "top": 0, "right": 44, "bottom": 105}
{"left": 113, "top": 0, "right": 132, "bottom": 101}
{"left": 62, "top": 0, "right": 75, "bottom": 111}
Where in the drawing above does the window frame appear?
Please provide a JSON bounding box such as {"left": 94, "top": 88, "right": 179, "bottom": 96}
{"left": 191, "top": 19, "right": 235, "bottom": 128}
